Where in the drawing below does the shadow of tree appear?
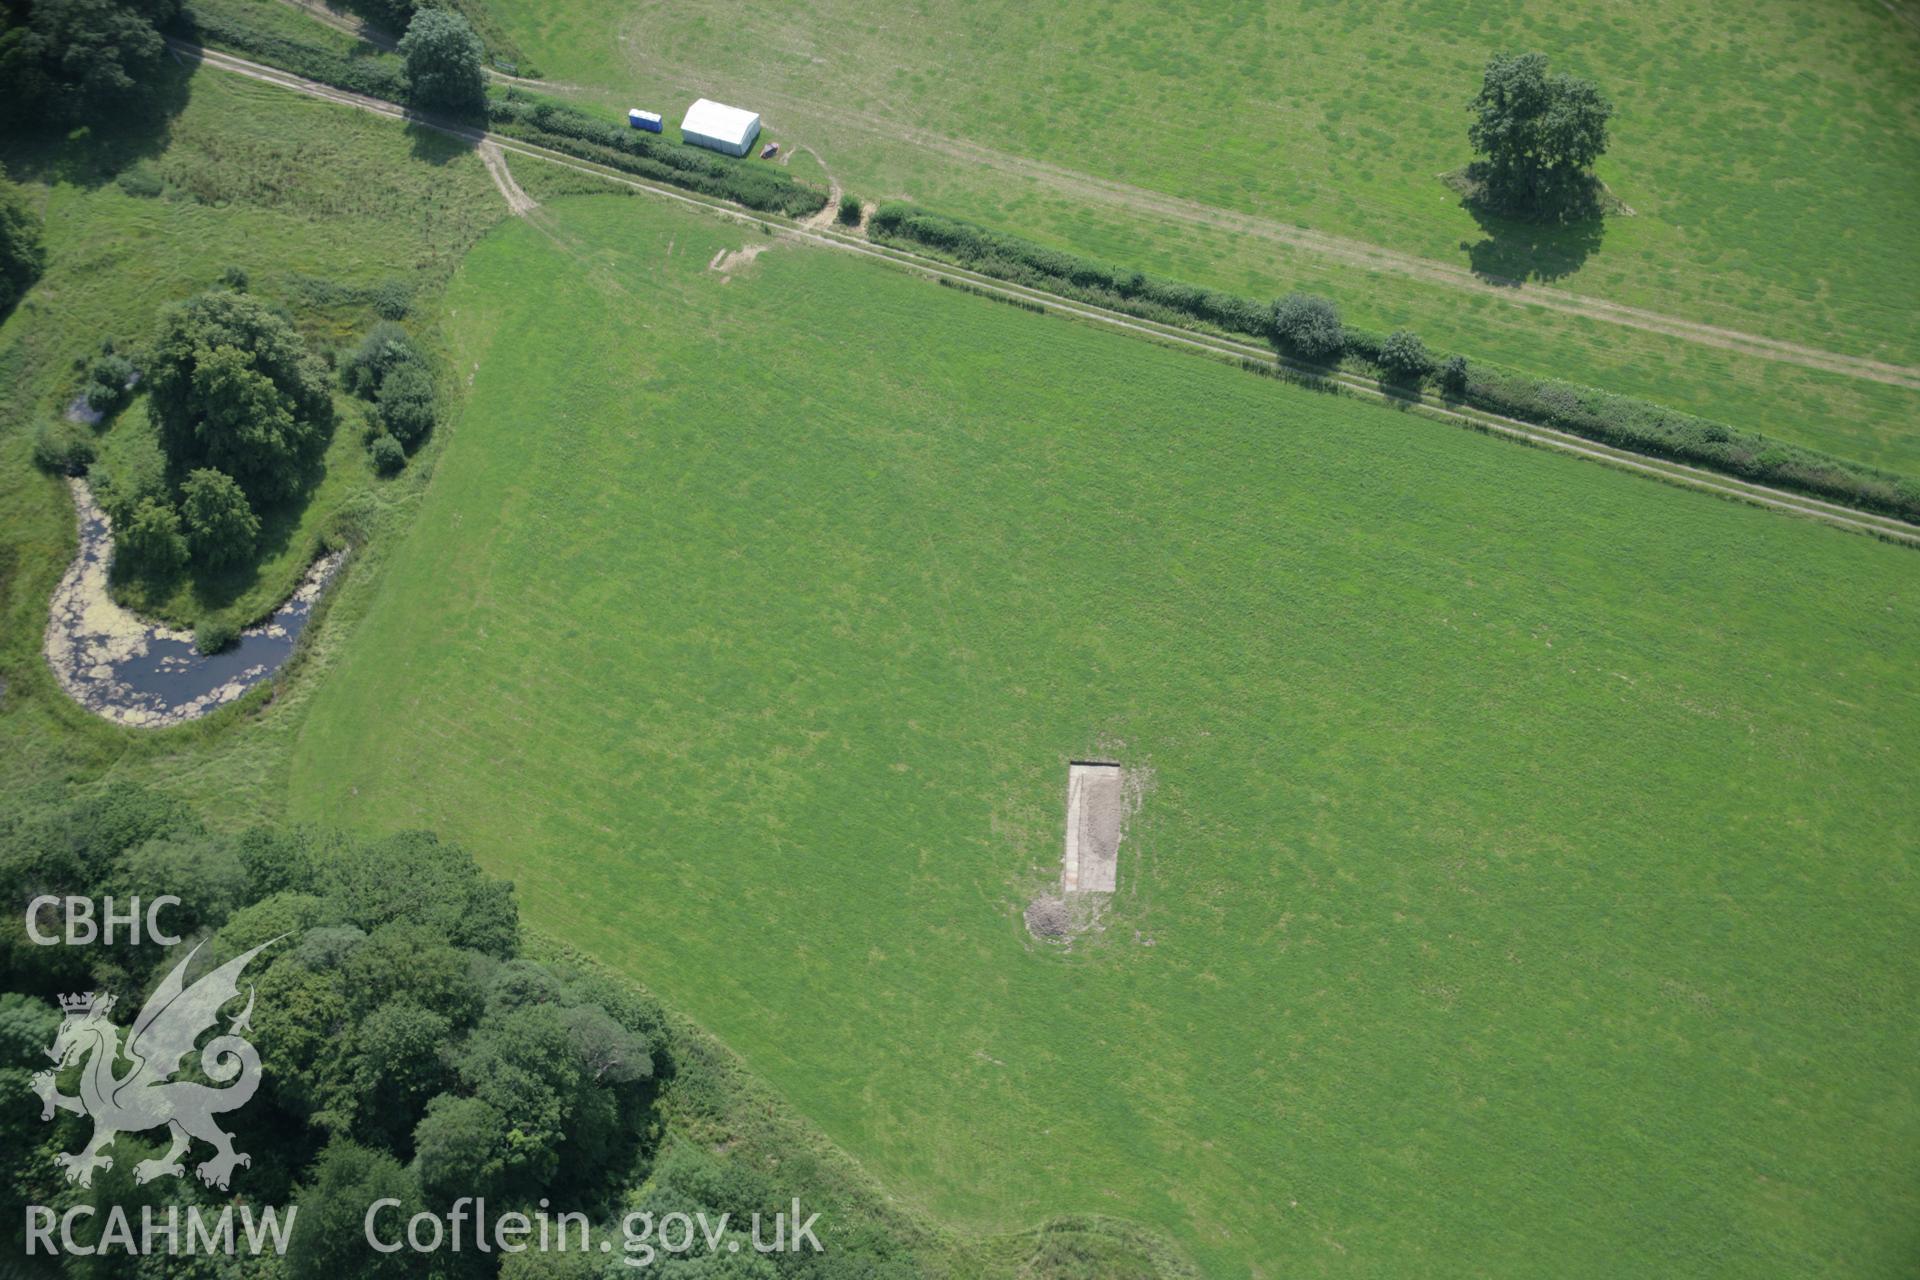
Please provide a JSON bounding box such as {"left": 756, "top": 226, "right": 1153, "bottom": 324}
{"left": 405, "top": 118, "right": 477, "bottom": 166}
{"left": 0, "top": 55, "right": 193, "bottom": 190}
{"left": 1460, "top": 199, "right": 1606, "bottom": 286}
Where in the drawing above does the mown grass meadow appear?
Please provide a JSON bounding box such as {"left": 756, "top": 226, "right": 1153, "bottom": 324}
{"left": 434, "top": 0, "right": 1920, "bottom": 477}
{"left": 485, "top": 0, "right": 1920, "bottom": 359}
{"left": 0, "top": 77, "right": 1094, "bottom": 1279}
{"left": 287, "top": 195, "right": 1920, "bottom": 1278}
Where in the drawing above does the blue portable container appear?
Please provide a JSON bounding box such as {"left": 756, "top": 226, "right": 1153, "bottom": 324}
{"left": 628, "top": 109, "right": 663, "bottom": 133}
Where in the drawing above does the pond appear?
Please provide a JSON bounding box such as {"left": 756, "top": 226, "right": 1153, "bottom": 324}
{"left": 43, "top": 479, "right": 342, "bottom": 728}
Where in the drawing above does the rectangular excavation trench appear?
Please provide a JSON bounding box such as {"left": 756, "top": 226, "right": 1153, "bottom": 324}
{"left": 1063, "top": 761, "right": 1123, "bottom": 893}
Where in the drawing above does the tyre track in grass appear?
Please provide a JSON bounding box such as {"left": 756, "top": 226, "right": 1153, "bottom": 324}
{"left": 169, "top": 40, "right": 1920, "bottom": 548}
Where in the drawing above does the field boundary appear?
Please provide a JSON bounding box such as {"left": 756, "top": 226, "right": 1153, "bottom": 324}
{"left": 561, "top": 35, "right": 1920, "bottom": 389}
{"left": 165, "top": 41, "right": 1920, "bottom": 549}
{"left": 864, "top": 203, "right": 1919, "bottom": 523}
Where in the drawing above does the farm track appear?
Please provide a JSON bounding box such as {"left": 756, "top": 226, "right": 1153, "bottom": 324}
{"left": 477, "top": 140, "right": 537, "bottom": 216}
{"left": 171, "top": 40, "right": 1920, "bottom": 548}
{"left": 273, "top": 1, "right": 1920, "bottom": 390}
{"left": 590, "top": 40, "right": 1920, "bottom": 392}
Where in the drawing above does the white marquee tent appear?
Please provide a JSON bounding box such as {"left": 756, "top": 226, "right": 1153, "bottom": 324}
{"left": 680, "top": 99, "right": 762, "bottom": 157}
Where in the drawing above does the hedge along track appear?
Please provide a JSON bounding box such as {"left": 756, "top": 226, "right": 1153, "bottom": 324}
{"left": 171, "top": 41, "right": 1920, "bottom": 549}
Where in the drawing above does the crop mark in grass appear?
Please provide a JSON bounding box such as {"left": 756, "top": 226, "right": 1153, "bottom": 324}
{"left": 707, "top": 242, "right": 769, "bottom": 275}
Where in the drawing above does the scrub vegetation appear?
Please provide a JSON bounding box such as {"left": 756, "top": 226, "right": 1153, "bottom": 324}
{"left": 288, "top": 195, "right": 1920, "bottom": 1279}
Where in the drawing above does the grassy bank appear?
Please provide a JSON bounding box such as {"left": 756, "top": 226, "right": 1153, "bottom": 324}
{"left": 0, "top": 64, "right": 505, "bottom": 660}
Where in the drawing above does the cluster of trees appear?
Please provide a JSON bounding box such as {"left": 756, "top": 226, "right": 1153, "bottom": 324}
{"left": 0, "top": 788, "right": 648, "bottom": 1274}
{"left": 1466, "top": 52, "right": 1614, "bottom": 220}
{"left": 398, "top": 7, "right": 486, "bottom": 113}
{"left": 341, "top": 320, "right": 437, "bottom": 474}
{"left": 0, "top": 0, "right": 180, "bottom": 128}
{"left": 1271, "top": 296, "right": 1435, "bottom": 384}
{"left": 1270, "top": 293, "right": 1344, "bottom": 363}
{"left": 149, "top": 290, "right": 332, "bottom": 507}
{"left": 32, "top": 285, "right": 341, "bottom": 582}
{"left": 77, "top": 287, "right": 334, "bottom": 575}
{"left": 0, "top": 165, "right": 45, "bottom": 314}
{"left": 0, "top": 785, "right": 918, "bottom": 1277}
{"left": 83, "top": 349, "right": 138, "bottom": 413}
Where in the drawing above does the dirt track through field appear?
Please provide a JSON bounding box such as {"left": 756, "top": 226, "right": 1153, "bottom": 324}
{"left": 601, "top": 41, "right": 1920, "bottom": 392}
{"left": 267, "top": 0, "right": 1916, "bottom": 386}
{"left": 168, "top": 41, "right": 1920, "bottom": 548}
{"left": 479, "top": 141, "right": 538, "bottom": 216}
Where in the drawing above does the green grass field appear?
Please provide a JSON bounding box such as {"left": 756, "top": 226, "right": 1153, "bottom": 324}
{"left": 184, "top": 0, "right": 1920, "bottom": 477}
{"left": 285, "top": 195, "right": 1920, "bottom": 1277}
{"left": 417, "top": 0, "right": 1920, "bottom": 479}
{"left": 486, "top": 0, "right": 1920, "bottom": 362}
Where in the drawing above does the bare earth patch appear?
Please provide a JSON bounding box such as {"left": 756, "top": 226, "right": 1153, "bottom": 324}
{"left": 480, "top": 142, "right": 538, "bottom": 217}
{"left": 1022, "top": 892, "right": 1107, "bottom": 945}
{"left": 1023, "top": 895, "right": 1071, "bottom": 940}
{"left": 1024, "top": 758, "right": 1150, "bottom": 944}
{"left": 707, "top": 242, "right": 770, "bottom": 275}
{"left": 1063, "top": 761, "right": 1124, "bottom": 892}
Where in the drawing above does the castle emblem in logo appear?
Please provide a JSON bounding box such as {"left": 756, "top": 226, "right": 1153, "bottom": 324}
{"left": 30, "top": 939, "right": 279, "bottom": 1190}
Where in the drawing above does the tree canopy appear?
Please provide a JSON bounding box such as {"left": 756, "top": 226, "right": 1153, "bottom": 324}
{"left": 118, "top": 497, "right": 189, "bottom": 574}
{"left": 0, "top": 0, "right": 181, "bottom": 126}
{"left": 398, "top": 7, "right": 486, "bottom": 113}
{"left": 148, "top": 290, "right": 332, "bottom": 505}
{"left": 1271, "top": 292, "right": 1345, "bottom": 362}
{"left": 1467, "top": 52, "right": 1614, "bottom": 219}
{"left": 179, "top": 466, "right": 260, "bottom": 566}
{"left": 0, "top": 784, "right": 927, "bottom": 1272}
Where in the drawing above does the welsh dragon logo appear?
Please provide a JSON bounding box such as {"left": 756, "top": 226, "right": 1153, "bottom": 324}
{"left": 30, "top": 939, "right": 279, "bottom": 1190}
